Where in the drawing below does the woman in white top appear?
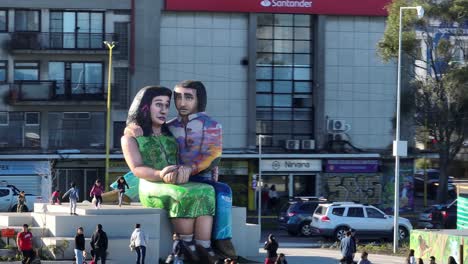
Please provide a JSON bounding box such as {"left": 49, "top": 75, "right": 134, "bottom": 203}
{"left": 130, "top": 223, "right": 148, "bottom": 264}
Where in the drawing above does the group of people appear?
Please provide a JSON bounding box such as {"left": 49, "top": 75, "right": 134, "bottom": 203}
{"left": 407, "top": 249, "right": 457, "bottom": 264}
{"left": 339, "top": 229, "right": 371, "bottom": 264}
{"left": 73, "top": 224, "right": 109, "bottom": 264}
{"left": 263, "top": 233, "right": 288, "bottom": 264}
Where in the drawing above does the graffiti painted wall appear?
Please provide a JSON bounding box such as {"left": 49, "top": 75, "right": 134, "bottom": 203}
{"left": 322, "top": 173, "right": 382, "bottom": 204}
{"left": 410, "top": 230, "right": 468, "bottom": 264}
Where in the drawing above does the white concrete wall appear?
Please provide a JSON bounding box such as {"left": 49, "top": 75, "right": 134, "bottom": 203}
{"left": 323, "top": 16, "right": 397, "bottom": 149}
{"left": 159, "top": 12, "right": 249, "bottom": 149}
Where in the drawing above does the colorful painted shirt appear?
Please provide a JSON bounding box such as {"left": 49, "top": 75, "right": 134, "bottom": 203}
{"left": 167, "top": 112, "right": 222, "bottom": 175}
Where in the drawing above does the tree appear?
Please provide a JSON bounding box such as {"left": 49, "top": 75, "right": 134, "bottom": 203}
{"left": 379, "top": 0, "right": 468, "bottom": 203}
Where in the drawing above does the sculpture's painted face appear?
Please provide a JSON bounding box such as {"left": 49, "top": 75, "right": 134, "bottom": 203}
{"left": 174, "top": 86, "right": 198, "bottom": 117}
{"left": 150, "top": 95, "right": 170, "bottom": 126}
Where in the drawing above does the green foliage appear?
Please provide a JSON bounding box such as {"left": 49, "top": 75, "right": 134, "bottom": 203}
{"left": 357, "top": 242, "right": 410, "bottom": 257}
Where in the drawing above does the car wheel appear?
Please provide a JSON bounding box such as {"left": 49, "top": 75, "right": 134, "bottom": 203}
{"left": 287, "top": 230, "right": 298, "bottom": 236}
{"left": 334, "top": 226, "right": 348, "bottom": 241}
{"left": 299, "top": 222, "right": 313, "bottom": 236}
{"left": 398, "top": 226, "right": 409, "bottom": 241}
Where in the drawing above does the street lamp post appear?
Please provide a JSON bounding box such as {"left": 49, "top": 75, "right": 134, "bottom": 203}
{"left": 393, "top": 6, "right": 424, "bottom": 253}
{"left": 258, "top": 135, "right": 264, "bottom": 234}
{"left": 104, "top": 41, "right": 116, "bottom": 191}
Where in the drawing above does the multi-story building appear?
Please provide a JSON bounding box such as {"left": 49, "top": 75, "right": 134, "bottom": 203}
{"left": 0, "top": 0, "right": 411, "bottom": 212}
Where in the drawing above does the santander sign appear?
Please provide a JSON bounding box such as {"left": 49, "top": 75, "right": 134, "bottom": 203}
{"left": 260, "top": 0, "right": 313, "bottom": 8}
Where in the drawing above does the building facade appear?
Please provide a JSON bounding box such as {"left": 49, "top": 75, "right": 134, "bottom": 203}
{"left": 0, "top": 0, "right": 411, "bottom": 211}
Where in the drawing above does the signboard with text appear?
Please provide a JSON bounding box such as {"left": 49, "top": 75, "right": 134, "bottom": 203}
{"left": 325, "top": 159, "right": 379, "bottom": 173}
{"left": 166, "top": 0, "right": 391, "bottom": 16}
{"left": 261, "top": 159, "right": 321, "bottom": 172}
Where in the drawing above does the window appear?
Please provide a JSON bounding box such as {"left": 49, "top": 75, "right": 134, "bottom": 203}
{"left": 314, "top": 205, "right": 327, "bottom": 215}
{"left": 0, "top": 10, "right": 7, "bottom": 32}
{"left": 299, "top": 203, "right": 316, "bottom": 212}
{"left": 14, "top": 61, "right": 39, "bottom": 81}
{"left": 50, "top": 11, "right": 104, "bottom": 49}
{"left": 346, "top": 207, "right": 364, "bottom": 218}
{"left": 113, "top": 121, "right": 126, "bottom": 148}
{"left": 48, "top": 112, "right": 105, "bottom": 148}
{"left": 0, "top": 112, "right": 40, "bottom": 148}
{"left": 256, "top": 14, "right": 314, "bottom": 147}
{"left": 25, "top": 112, "right": 40, "bottom": 126}
{"left": 0, "top": 112, "right": 8, "bottom": 125}
{"left": 48, "top": 62, "right": 104, "bottom": 98}
{"left": 366, "top": 208, "right": 385, "bottom": 219}
{"left": 15, "top": 10, "right": 40, "bottom": 32}
{"left": 0, "top": 61, "right": 7, "bottom": 82}
{"left": 332, "top": 207, "right": 345, "bottom": 216}
{"left": 0, "top": 189, "right": 10, "bottom": 197}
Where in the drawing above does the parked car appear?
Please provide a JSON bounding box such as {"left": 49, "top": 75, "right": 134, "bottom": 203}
{"left": 431, "top": 199, "right": 457, "bottom": 229}
{"left": 278, "top": 197, "right": 327, "bottom": 236}
{"left": 310, "top": 202, "right": 413, "bottom": 241}
{"left": 417, "top": 206, "right": 437, "bottom": 229}
{"left": 414, "top": 169, "right": 456, "bottom": 199}
{"left": 0, "top": 184, "right": 42, "bottom": 212}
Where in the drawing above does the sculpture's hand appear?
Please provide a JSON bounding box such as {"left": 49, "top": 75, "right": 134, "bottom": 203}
{"left": 124, "top": 123, "right": 144, "bottom": 137}
{"left": 163, "top": 171, "right": 178, "bottom": 184}
{"left": 212, "top": 166, "right": 219, "bottom": 182}
{"left": 160, "top": 165, "right": 178, "bottom": 179}
{"left": 176, "top": 166, "right": 192, "bottom": 184}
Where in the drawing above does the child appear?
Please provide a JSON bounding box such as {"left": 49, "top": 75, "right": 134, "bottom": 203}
{"left": 275, "top": 253, "right": 287, "bottom": 264}
{"left": 116, "top": 176, "right": 130, "bottom": 207}
{"left": 63, "top": 183, "right": 79, "bottom": 215}
{"left": 51, "top": 189, "right": 61, "bottom": 205}
{"left": 90, "top": 180, "right": 104, "bottom": 209}
{"left": 358, "top": 251, "right": 371, "bottom": 264}
{"left": 166, "top": 233, "right": 183, "bottom": 264}
{"left": 17, "top": 191, "right": 27, "bottom": 212}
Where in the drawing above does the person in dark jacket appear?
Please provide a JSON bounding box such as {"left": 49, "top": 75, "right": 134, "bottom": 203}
{"left": 116, "top": 176, "right": 130, "bottom": 207}
{"left": 75, "top": 227, "right": 85, "bottom": 264}
{"left": 264, "top": 234, "right": 278, "bottom": 264}
{"left": 340, "top": 231, "right": 356, "bottom": 264}
{"left": 90, "top": 224, "right": 108, "bottom": 264}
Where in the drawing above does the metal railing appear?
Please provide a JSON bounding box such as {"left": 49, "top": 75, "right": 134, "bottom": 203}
{"left": 9, "top": 32, "right": 118, "bottom": 50}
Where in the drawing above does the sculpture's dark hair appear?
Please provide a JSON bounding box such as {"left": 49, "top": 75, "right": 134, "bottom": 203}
{"left": 174, "top": 80, "right": 207, "bottom": 112}
{"left": 127, "top": 86, "right": 172, "bottom": 136}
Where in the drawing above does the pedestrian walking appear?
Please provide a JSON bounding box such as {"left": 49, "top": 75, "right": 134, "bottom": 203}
{"left": 50, "top": 189, "right": 61, "bottom": 205}
{"left": 130, "top": 223, "right": 148, "bottom": 264}
{"left": 116, "top": 176, "right": 129, "bottom": 207}
{"left": 268, "top": 185, "right": 279, "bottom": 213}
{"left": 429, "top": 256, "right": 436, "bottom": 264}
{"left": 448, "top": 256, "right": 457, "bottom": 264}
{"left": 407, "top": 249, "right": 416, "bottom": 264}
{"left": 418, "top": 258, "right": 424, "bottom": 264}
{"left": 17, "top": 191, "right": 27, "bottom": 212}
{"left": 264, "top": 234, "right": 278, "bottom": 264}
{"left": 90, "top": 224, "right": 108, "bottom": 264}
{"left": 75, "top": 227, "right": 85, "bottom": 264}
{"left": 339, "top": 231, "right": 356, "bottom": 264}
{"left": 357, "top": 251, "right": 371, "bottom": 264}
{"left": 63, "top": 182, "right": 79, "bottom": 215}
{"left": 274, "top": 253, "right": 287, "bottom": 264}
{"left": 17, "top": 224, "right": 34, "bottom": 264}
{"left": 90, "top": 180, "right": 104, "bottom": 209}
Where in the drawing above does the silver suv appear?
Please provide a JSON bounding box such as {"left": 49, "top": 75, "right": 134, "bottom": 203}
{"left": 310, "top": 202, "right": 413, "bottom": 241}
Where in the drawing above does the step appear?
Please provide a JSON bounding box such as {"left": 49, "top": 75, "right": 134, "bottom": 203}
{"left": 0, "top": 225, "right": 50, "bottom": 238}
{"left": 0, "top": 213, "right": 33, "bottom": 226}
{"left": 34, "top": 202, "right": 164, "bottom": 215}
{"left": 42, "top": 237, "right": 160, "bottom": 263}
{"left": 31, "top": 212, "right": 162, "bottom": 238}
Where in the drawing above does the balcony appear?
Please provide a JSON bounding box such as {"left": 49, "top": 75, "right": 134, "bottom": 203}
{"left": 7, "top": 81, "right": 120, "bottom": 105}
{"left": 7, "top": 32, "right": 118, "bottom": 54}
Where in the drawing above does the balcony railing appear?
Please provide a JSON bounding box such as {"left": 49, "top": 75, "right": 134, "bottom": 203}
{"left": 9, "top": 32, "right": 118, "bottom": 50}
{"left": 9, "top": 81, "right": 114, "bottom": 102}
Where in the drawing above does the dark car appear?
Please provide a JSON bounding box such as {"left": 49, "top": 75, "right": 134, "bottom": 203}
{"left": 431, "top": 199, "right": 457, "bottom": 229}
{"left": 278, "top": 197, "right": 327, "bottom": 236}
{"left": 414, "top": 169, "right": 456, "bottom": 199}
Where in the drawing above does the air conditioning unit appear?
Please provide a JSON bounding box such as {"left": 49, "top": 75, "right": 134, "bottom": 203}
{"left": 301, "top": 140, "right": 315, "bottom": 150}
{"left": 285, "top": 140, "right": 300, "bottom": 150}
{"left": 328, "top": 119, "right": 346, "bottom": 132}
{"left": 329, "top": 133, "right": 346, "bottom": 141}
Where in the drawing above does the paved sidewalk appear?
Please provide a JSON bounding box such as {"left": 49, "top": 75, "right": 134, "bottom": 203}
{"left": 250, "top": 247, "right": 405, "bottom": 264}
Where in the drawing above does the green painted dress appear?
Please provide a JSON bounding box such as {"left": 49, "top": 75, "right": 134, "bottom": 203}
{"left": 122, "top": 135, "right": 215, "bottom": 218}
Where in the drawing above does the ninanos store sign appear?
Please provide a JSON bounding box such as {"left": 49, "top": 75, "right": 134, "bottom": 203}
{"left": 165, "top": 0, "right": 391, "bottom": 16}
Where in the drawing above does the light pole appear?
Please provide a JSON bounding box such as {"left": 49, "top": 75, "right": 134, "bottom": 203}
{"left": 393, "top": 6, "right": 424, "bottom": 253}
{"left": 104, "top": 41, "right": 116, "bottom": 191}
{"left": 257, "top": 134, "right": 271, "bottom": 236}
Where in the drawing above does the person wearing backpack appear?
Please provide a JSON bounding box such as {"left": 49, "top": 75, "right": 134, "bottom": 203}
{"left": 63, "top": 182, "right": 79, "bottom": 215}
{"left": 90, "top": 224, "right": 108, "bottom": 264}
